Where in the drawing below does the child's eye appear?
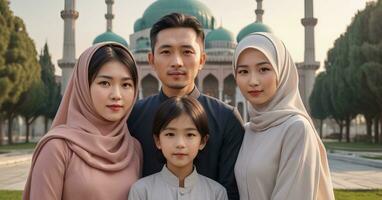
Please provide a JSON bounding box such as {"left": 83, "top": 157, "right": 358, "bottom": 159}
{"left": 187, "top": 133, "right": 197, "bottom": 137}
{"left": 122, "top": 82, "right": 133, "bottom": 89}
{"left": 164, "top": 132, "right": 175, "bottom": 137}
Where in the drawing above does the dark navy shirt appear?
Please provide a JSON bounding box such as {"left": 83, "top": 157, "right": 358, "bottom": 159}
{"left": 128, "top": 87, "right": 244, "bottom": 200}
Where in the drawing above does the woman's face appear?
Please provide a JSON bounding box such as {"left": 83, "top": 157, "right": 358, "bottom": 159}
{"left": 90, "top": 60, "right": 135, "bottom": 122}
{"left": 235, "top": 48, "right": 277, "bottom": 108}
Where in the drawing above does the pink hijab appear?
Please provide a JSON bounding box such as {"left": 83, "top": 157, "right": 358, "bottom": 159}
{"left": 23, "top": 42, "right": 141, "bottom": 198}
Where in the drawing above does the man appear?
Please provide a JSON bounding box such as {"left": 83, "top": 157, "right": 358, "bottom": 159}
{"left": 128, "top": 13, "right": 244, "bottom": 200}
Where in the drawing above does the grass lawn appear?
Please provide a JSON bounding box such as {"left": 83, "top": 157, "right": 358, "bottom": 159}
{"left": 335, "top": 189, "right": 382, "bottom": 200}
{"left": 1, "top": 190, "right": 382, "bottom": 199}
{"left": 324, "top": 141, "right": 382, "bottom": 152}
{"left": 0, "top": 143, "right": 36, "bottom": 152}
{"left": 0, "top": 190, "right": 22, "bottom": 200}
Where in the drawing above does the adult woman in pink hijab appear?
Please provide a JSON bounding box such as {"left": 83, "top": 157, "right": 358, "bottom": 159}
{"left": 23, "top": 42, "right": 142, "bottom": 200}
{"left": 233, "top": 33, "right": 334, "bottom": 200}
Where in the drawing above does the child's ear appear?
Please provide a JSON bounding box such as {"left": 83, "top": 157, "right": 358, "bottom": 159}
{"left": 153, "top": 135, "right": 161, "bottom": 150}
{"left": 199, "top": 135, "right": 209, "bottom": 150}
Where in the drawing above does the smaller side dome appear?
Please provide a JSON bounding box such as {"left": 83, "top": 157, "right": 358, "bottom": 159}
{"left": 205, "top": 27, "right": 236, "bottom": 49}
{"left": 134, "top": 18, "right": 144, "bottom": 33}
{"left": 236, "top": 22, "right": 272, "bottom": 42}
{"left": 93, "top": 31, "right": 128, "bottom": 47}
{"left": 206, "top": 27, "right": 235, "bottom": 43}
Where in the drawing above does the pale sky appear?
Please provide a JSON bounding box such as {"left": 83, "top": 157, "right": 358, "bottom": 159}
{"left": 9, "top": 0, "right": 372, "bottom": 75}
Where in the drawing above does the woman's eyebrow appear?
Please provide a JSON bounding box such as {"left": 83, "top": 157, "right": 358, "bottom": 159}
{"left": 256, "top": 61, "right": 270, "bottom": 66}
{"left": 236, "top": 65, "right": 248, "bottom": 69}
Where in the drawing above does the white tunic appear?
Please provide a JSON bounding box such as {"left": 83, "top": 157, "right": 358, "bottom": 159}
{"left": 234, "top": 115, "right": 334, "bottom": 200}
{"left": 129, "top": 165, "right": 228, "bottom": 200}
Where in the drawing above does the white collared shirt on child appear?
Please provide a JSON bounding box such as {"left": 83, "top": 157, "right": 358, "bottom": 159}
{"left": 128, "top": 165, "right": 228, "bottom": 200}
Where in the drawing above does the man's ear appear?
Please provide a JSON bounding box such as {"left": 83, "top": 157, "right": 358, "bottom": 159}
{"left": 199, "top": 134, "right": 209, "bottom": 150}
{"left": 199, "top": 51, "right": 206, "bottom": 71}
{"left": 148, "top": 52, "right": 155, "bottom": 68}
{"left": 154, "top": 135, "right": 161, "bottom": 150}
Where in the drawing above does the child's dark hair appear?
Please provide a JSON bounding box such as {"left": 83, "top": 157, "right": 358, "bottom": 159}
{"left": 88, "top": 43, "right": 138, "bottom": 88}
{"left": 153, "top": 96, "right": 209, "bottom": 139}
{"left": 150, "top": 12, "right": 205, "bottom": 53}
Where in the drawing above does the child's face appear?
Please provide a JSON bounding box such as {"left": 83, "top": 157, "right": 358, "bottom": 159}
{"left": 154, "top": 113, "right": 207, "bottom": 172}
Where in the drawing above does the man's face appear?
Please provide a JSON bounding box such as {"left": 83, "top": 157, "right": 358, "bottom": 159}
{"left": 148, "top": 27, "right": 206, "bottom": 96}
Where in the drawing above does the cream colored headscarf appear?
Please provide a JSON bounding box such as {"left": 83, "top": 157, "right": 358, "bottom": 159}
{"left": 23, "top": 42, "right": 141, "bottom": 198}
{"left": 234, "top": 32, "right": 334, "bottom": 199}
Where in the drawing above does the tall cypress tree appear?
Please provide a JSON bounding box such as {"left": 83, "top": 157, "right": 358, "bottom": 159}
{"left": 39, "top": 43, "right": 61, "bottom": 133}
{"left": 309, "top": 72, "right": 329, "bottom": 138}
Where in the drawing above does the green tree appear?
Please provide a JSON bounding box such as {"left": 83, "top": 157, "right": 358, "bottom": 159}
{"left": 364, "top": 1, "right": 382, "bottom": 143}
{"left": 347, "top": 2, "right": 381, "bottom": 142}
{"left": 0, "top": 0, "right": 13, "bottom": 144}
{"left": 324, "top": 45, "right": 347, "bottom": 141}
{"left": 0, "top": 6, "right": 40, "bottom": 144}
{"left": 330, "top": 35, "right": 356, "bottom": 142}
{"left": 16, "top": 81, "right": 46, "bottom": 143}
{"left": 309, "top": 72, "right": 328, "bottom": 138}
{"left": 38, "top": 43, "right": 61, "bottom": 133}
{"left": 320, "top": 0, "right": 382, "bottom": 143}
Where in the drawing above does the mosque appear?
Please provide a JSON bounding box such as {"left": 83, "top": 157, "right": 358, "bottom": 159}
{"left": 59, "top": 0, "right": 319, "bottom": 122}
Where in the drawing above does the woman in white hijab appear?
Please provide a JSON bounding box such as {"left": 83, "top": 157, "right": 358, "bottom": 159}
{"left": 233, "top": 32, "right": 334, "bottom": 200}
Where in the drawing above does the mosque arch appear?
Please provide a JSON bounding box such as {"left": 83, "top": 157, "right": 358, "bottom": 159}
{"left": 202, "top": 74, "right": 218, "bottom": 98}
{"left": 141, "top": 74, "right": 159, "bottom": 98}
{"left": 223, "top": 74, "right": 235, "bottom": 106}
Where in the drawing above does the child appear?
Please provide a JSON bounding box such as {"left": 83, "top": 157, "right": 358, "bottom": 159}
{"left": 128, "top": 96, "right": 228, "bottom": 200}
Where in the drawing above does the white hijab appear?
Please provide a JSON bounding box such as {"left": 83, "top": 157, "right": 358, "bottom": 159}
{"left": 233, "top": 32, "right": 311, "bottom": 132}
{"left": 233, "top": 32, "right": 334, "bottom": 200}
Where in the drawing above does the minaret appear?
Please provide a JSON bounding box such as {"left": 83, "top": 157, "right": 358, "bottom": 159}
{"left": 58, "top": 0, "right": 78, "bottom": 93}
{"left": 255, "top": 0, "right": 264, "bottom": 22}
{"left": 299, "top": 0, "right": 319, "bottom": 108}
{"left": 105, "top": 0, "right": 114, "bottom": 31}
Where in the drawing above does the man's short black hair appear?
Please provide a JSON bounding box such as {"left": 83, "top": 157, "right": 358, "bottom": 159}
{"left": 150, "top": 12, "right": 205, "bottom": 52}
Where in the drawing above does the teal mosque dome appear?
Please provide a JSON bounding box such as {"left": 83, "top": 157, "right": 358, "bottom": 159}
{"left": 236, "top": 22, "right": 272, "bottom": 42}
{"left": 93, "top": 31, "right": 128, "bottom": 47}
{"left": 134, "top": 0, "right": 216, "bottom": 32}
{"left": 206, "top": 27, "right": 235, "bottom": 43}
{"left": 205, "top": 26, "right": 236, "bottom": 49}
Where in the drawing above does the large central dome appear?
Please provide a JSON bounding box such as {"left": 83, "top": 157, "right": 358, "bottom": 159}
{"left": 134, "top": 0, "right": 216, "bottom": 32}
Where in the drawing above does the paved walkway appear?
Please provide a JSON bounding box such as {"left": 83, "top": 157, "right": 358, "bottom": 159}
{"left": 0, "top": 151, "right": 382, "bottom": 190}
{"left": 329, "top": 159, "right": 382, "bottom": 189}
{"left": 0, "top": 161, "right": 30, "bottom": 190}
